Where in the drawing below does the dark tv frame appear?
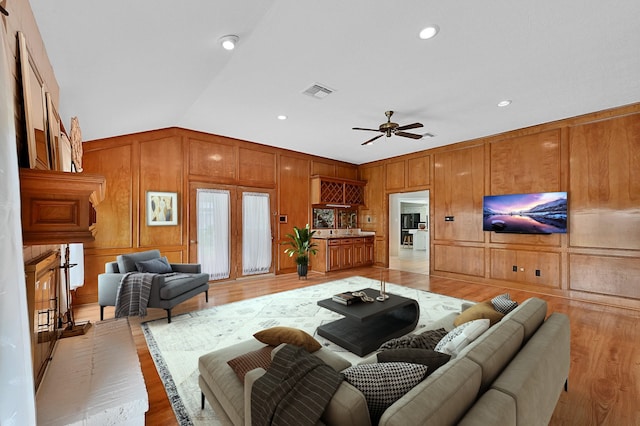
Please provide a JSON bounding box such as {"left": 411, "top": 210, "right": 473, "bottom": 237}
{"left": 482, "top": 191, "right": 568, "bottom": 234}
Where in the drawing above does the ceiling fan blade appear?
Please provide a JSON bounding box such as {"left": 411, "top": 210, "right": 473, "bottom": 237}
{"left": 353, "top": 127, "right": 381, "bottom": 132}
{"left": 395, "top": 131, "right": 423, "bottom": 140}
{"left": 362, "top": 134, "right": 384, "bottom": 145}
{"left": 396, "top": 122, "right": 423, "bottom": 131}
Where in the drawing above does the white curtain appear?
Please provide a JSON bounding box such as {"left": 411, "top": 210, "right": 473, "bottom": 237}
{"left": 197, "top": 189, "right": 230, "bottom": 280}
{"left": 0, "top": 21, "right": 36, "bottom": 425}
{"left": 59, "top": 243, "right": 84, "bottom": 320}
{"left": 242, "top": 192, "right": 272, "bottom": 275}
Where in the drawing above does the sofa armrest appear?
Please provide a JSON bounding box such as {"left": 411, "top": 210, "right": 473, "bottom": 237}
{"left": 98, "top": 273, "right": 126, "bottom": 306}
{"left": 170, "top": 263, "right": 202, "bottom": 273}
{"left": 244, "top": 368, "right": 267, "bottom": 426}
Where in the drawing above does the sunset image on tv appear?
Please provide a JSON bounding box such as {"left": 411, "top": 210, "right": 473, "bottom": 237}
{"left": 483, "top": 192, "right": 567, "bottom": 234}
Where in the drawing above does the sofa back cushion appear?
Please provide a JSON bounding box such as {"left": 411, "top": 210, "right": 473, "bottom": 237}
{"left": 117, "top": 250, "right": 162, "bottom": 273}
{"left": 379, "top": 357, "right": 482, "bottom": 426}
{"left": 502, "top": 297, "right": 547, "bottom": 343}
{"left": 456, "top": 319, "right": 524, "bottom": 392}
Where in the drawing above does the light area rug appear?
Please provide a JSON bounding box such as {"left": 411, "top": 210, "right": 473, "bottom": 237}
{"left": 141, "top": 276, "right": 471, "bottom": 426}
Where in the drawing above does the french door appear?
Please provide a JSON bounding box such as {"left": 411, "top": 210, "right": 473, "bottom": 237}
{"left": 189, "top": 183, "right": 276, "bottom": 281}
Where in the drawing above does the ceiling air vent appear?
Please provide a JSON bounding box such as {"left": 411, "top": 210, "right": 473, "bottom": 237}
{"left": 303, "top": 83, "right": 334, "bottom": 99}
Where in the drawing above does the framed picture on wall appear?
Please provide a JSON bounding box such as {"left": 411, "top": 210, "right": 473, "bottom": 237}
{"left": 147, "top": 191, "right": 178, "bottom": 226}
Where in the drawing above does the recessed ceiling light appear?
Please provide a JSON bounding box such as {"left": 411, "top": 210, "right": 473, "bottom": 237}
{"left": 277, "top": 115, "right": 287, "bottom": 120}
{"left": 497, "top": 100, "right": 512, "bottom": 107}
{"left": 419, "top": 25, "right": 440, "bottom": 40}
{"left": 219, "top": 35, "right": 239, "bottom": 50}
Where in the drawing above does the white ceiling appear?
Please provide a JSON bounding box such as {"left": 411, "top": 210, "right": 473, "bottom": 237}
{"left": 30, "top": 0, "right": 640, "bottom": 165}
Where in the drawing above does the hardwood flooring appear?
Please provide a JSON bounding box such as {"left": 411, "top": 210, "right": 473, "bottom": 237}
{"left": 74, "top": 267, "right": 640, "bottom": 425}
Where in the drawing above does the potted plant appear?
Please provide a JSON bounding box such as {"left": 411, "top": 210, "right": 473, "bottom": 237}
{"left": 283, "top": 224, "right": 318, "bottom": 279}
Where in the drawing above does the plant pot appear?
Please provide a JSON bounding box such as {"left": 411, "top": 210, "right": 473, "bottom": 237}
{"left": 297, "top": 264, "right": 308, "bottom": 279}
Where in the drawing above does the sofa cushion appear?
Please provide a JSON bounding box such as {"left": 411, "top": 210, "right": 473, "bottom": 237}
{"left": 435, "top": 319, "right": 490, "bottom": 356}
{"left": 253, "top": 327, "right": 322, "bottom": 352}
{"left": 456, "top": 319, "right": 524, "bottom": 392}
{"left": 490, "top": 313, "right": 570, "bottom": 426}
{"left": 503, "top": 297, "right": 547, "bottom": 342}
{"left": 199, "top": 339, "right": 267, "bottom": 425}
{"left": 377, "top": 348, "right": 450, "bottom": 375}
{"left": 342, "top": 362, "right": 429, "bottom": 423}
{"left": 453, "top": 301, "right": 504, "bottom": 327}
{"left": 117, "top": 250, "right": 161, "bottom": 273}
{"left": 458, "top": 389, "right": 517, "bottom": 425}
{"left": 227, "top": 346, "right": 274, "bottom": 381}
{"left": 491, "top": 293, "right": 519, "bottom": 314}
{"left": 379, "top": 357, "right": 482, "bottom": 426}
{"left": 378, "top": 328, "right": 448, "bottom": 351}
{"left": 158, "top": 273, "right": 209, "bottom": 299}
{"left": 135, "top": 256, "right": 172, "bottom": 273}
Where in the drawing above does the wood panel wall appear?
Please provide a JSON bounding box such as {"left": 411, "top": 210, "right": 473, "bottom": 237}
{"left": 358, "top": 104, "right": 640, "bottom": 310}
{"left": 78, "top": 128, "right": 358, "bottom": 304}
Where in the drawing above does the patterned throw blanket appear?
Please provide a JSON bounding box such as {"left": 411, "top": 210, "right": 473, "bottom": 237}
{"left": 251, "top": 344, "right": 344, "bottom": 426}
{"left": 115, "top": 272, "right": 155, "bottom": 318}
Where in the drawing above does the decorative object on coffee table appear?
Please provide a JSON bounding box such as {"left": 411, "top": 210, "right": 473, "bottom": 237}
{"left": 282, "top": 224, "right": 318, "bottom": 279}
{"left": 377, "top": 273, "right": 389, "bottom": 302}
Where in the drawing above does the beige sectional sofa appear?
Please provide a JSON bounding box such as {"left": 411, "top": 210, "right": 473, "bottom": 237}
{"left": 198, "top": 297, "right": 570, "bottom": 425}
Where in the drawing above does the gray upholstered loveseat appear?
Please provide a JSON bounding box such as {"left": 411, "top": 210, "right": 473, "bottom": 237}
{"left": 98, "top": 249, "right": 209, "bottom": 323}
{"left": 198, "top": 297, "right": 570, "bottom": 425}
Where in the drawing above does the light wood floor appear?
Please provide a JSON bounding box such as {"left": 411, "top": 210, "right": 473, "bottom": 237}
{"left": 74, "top": 267, "right": 640, "bottom": 425}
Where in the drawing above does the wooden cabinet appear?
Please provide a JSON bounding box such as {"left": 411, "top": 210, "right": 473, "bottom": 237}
{"left": 490, "top": 248, "right": 560, "bottom": 288}
{"left": 19, "top": 169, "right": 106, "bottom": 245}
{"left": 25, "top": 251, "right": 60, "bottom": 389}
{"left": 312, "top": 236, "right": 374, "bottom": 272}
{"left": 310, "top": 175, "right": 366, "bottom": 206}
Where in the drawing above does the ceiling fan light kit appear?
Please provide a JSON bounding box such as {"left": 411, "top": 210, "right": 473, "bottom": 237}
{"left": 354, "top": 110, "right": 425, "bottom": 145}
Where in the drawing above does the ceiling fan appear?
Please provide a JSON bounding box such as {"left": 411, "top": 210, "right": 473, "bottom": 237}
{"left": 353, "top": 110, "right": 424, "bottom": 145}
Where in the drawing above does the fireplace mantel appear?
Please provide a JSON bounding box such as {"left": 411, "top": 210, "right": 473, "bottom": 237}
{"left": 19, "top": 168, "right": 106, "bottom": 245}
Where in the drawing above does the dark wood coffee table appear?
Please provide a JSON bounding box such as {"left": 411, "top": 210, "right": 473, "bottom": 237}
{"left": 317, "top": 288, "right": 420, "bottom": 356}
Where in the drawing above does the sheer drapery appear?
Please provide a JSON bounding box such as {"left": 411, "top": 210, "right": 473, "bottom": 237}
{"left": 197, "top": 189, "right": 230, "bottom": 280}
{"left": 242, "top": 192, "right": 272, "bottom": 275}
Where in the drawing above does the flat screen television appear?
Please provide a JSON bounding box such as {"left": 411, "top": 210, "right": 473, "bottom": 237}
{"left": 483, "top": 192, "right": 567, "bottom": 234}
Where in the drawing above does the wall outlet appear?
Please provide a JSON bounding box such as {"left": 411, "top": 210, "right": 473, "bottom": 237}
{"left": 535, "top": 269, "right": 541, "bottom": 277}
{"left": 445, "top": 216, "right": 454, "bottom": 221}
{"left": 512, "top": 265, "right": 517, "bottom": 272}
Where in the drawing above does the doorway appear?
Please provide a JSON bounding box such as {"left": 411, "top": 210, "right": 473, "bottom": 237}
{"left": 388, "top": 191, "right": 429, "bottom": 274}
{"left": 188, "top": 182, "right": 276, "bottom": 281}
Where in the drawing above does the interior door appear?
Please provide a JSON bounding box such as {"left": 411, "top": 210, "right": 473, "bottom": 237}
{"left": 236, "top": 187, "right": 276, "bottom": 277}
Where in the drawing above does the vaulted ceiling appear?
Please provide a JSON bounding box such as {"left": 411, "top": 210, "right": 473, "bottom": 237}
{"left": 30, "top": 0, "right": 640, "bottom": 164}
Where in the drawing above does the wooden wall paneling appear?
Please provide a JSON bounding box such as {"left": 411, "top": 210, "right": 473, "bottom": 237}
{"left": 569, "top": 254, "right": 640, "bottom": 299}
{"left": 490, "top": 130, "right": 561, "bottom": 193}
{"left": 568, "top": 113, "right": 640, "bottom": 250}
{"left": 311, "top": 161, "right": 336, "bottom": 177}
{"left": 238, "top": 147, "right": 276, "bottom": 187}
{"left": 385, "top": 160, "right": 405, "bottom": 191}
{"left": 434, "top": 244, "right": 484, "bottom": 277}
{"left": 407, "top": 155, "right": 430, "bottom": 188}
{"left": 488, "top": 130, "right": 563, "bottom": 246}
{"left": 82, "top": 144, "right": 133, "bottom": 249}
{"left": 336, "top": 164, "right": 358, "bottom": 180}
{"left": 433, "top": 145, "right": 485, "bottom": 242}
{"left": 188, "top": 136, "right": 237, "bottom": 183}
{"left": 139, "top": 137, "right": 183, "bottom": 248}
{"left": 278, "top": 155, "right": 310, "bottom": 272}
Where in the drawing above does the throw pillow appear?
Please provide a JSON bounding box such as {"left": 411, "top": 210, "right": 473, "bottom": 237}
{"left": 227, "top": 346, "right": 274, "bottom": 381}
{"left": 253, "top": 327, "right": 322, "bottom": 352}
{"left": 453, "top": 301, "right": 505, "bottom": 327}
{"left": 435, "top": 319, "right": 490, "bottom": 356}
{"left": 378, "top": 328, "right": 448, "bottom": 351}
{"left": 135, "top": 256, "right": 173, "bottom": 273}
{"left": 342, "top": 362, "right": 429, "bottom": 423}
{"left": 377, "top": 348, "right": 451, "bottom": 376}
{"left": 491, "top": 293, "right": 519, "bottom": 314}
